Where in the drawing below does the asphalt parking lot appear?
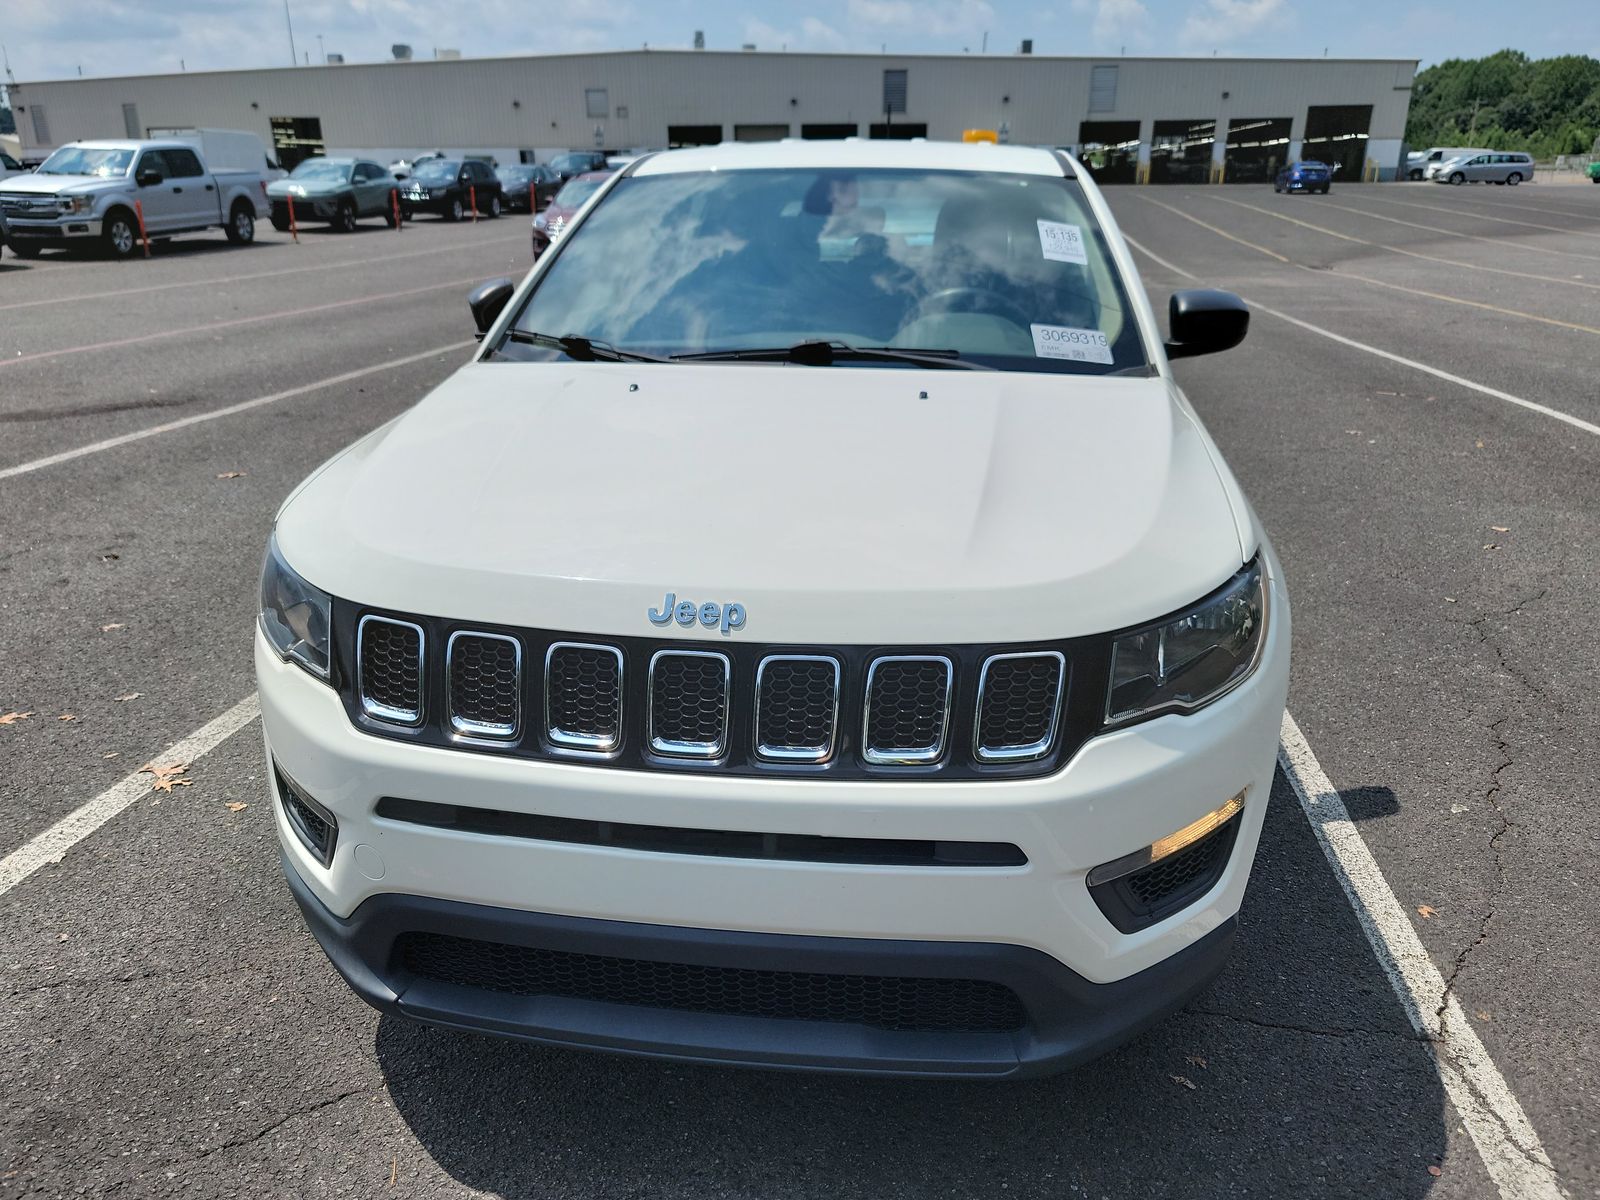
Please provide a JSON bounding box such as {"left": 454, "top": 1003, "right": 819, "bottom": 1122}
{"left": 1, "top": 181, "right": 1596, "bottom": 1198}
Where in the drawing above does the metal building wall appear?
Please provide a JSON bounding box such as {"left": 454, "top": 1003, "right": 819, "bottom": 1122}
{"left": 9, "top": 50, "right": 1414, "bottom": 173}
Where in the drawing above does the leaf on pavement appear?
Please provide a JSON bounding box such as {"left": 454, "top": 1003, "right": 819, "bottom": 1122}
{"left": 1489, "top": 526, "right": 1509, "bottom": 533}
{"left": 216, "top": 471, "right": 247, "bottom": 480}
{"left": 113, "top": 693, "right": 142, "bottom": 702}
{"left": 226, "top": 802, "right": 248, "bottom": 812}
{"left": 1427, "top": 1166, "right": 1442, "bottom": 1178}
{"left": 1169, "top": 1074, "right": 1197, "bottom": 1090}
{"left": 140, "top": 761, "right": 192, "bottom": 793}
{"left": 1186, "top": 1055, "right": 1208, "bottom": 1070}
{"left": 0, "top": 711, "right": 36, "bottom": 725}
{"left": 58, "top": 713, "right": 77, "bottom": 722}
{"left": 101, "top": 623, "right": 125, "bottom": 632}
{"left": 1417, "top": 904, "right": 1438, "bottom": 919}
{"left": 56, "top": 932, "right": 70, "bottom": 942}
{"left": 1475, "top": 1009, "right": 1492, "bottom": 1022}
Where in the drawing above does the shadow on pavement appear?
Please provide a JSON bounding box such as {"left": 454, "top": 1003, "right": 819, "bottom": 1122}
{"left": 378, "top": 770, "right": 1448, "bottom": 1198}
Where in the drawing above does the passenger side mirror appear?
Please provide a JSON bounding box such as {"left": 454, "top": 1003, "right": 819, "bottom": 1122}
{"left": 468, "top": 278, "right": 516, "bottom": 338}
{"left": 136, "top": 168, "right": 163, "bottom": 187}
{"left": 1165, "top": 289, "right": 1249, "bottom": 360}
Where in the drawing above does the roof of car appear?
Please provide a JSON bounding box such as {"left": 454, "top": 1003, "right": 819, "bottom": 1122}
{"left": 632, "top": 139, "right": 1068, "bottom": 178}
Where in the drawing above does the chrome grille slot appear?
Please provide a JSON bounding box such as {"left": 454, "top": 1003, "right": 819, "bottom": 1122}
{"left": 755, "top": 656, "right": 840, "bottom": 762}
{"left": 357, "top": 615, "right": 425, "bottom": 725}
{"left": 974, "top": 652, "right": 1065, "bottom": 762}
{"left": 648, "top": 650, "right": 730, "bottom": 757}
{"left": 447, "top": 632, "right": 522, "bottom": 740}
{"left": 545, "top": 642, "right": 624, "bottom": 752}
{"left": 862, "top": 656, "right": 953, "bottom": 765}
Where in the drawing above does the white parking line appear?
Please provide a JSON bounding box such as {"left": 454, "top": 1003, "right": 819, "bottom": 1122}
{"left": 1123, "top": 234, "right": 1600, "bottom": 440}
{"left": 0, "top": 694, "right": 259, "bottom": 896}
{"left": 1279, "top": 713, "right": 1564, "bottom": 1200}
{"left": 0, "top": 339, "right": 474, "bottom": 482}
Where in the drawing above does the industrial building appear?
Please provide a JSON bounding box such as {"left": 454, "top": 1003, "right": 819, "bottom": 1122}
{"left": 7, "top": 48, "right": 1417, "bottom": 183}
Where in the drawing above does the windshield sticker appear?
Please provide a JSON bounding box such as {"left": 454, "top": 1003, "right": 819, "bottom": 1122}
{"left": 1037, "top": 220, "right": 1088, "bottom": 265}
{"left": 1031, "top": 324, "right": 1114, "bottom": 365}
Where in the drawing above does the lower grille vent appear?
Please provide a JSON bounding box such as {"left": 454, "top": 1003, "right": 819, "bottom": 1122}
{"left": 274, "top": 764, "right": 337, "bottom": 866}
{"left": 395, "top": 932, "right": 1028, "bottom": 1033}
{"left": 1088, "top": 814, "right": 1241, "bottom": 934}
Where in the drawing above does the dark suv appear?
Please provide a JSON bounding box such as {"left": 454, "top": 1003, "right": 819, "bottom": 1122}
{"left": 399, "top": 159, "right": 503, "bottom": 221}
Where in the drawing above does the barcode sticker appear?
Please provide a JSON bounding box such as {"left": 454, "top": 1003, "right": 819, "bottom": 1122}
{"left": 1031, "top": 324, "right": 1114, "bottom": 365}
{"left": 1037, "top": 220, "right": 1088, "bottom": 264}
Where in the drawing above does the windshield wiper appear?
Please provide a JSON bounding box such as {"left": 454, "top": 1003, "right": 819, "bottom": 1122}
{"left": 503, "top": 329, "right": 670, "bottom": 363}
{"left": 672, "top": 340, "right": 994, "bottom": 370}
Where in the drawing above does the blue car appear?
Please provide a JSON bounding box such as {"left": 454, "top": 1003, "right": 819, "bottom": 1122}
{"left": 1274, "top": 161, "right": 1332, "bottom": 194}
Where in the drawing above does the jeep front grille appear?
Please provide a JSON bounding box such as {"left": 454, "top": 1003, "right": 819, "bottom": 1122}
{"left": 974, "top": 652, "right": 1066, "bottom": 762}
{"left": 648, "top": 650, "right": 730, "bottom": 757}
{"left": 447, "top": 631, "right": 521, "bottom": 739}
{"left": 357, "top": 615, "right": 424, "bottom": 725}
{"left": 545, "top": 642, "right": 624, "bottom": 752}
{"left": 862, "top": 656, "right": 953, "bottom": 764}
{"left": 339, "top": 603, "right": 1085, "bottom": 780}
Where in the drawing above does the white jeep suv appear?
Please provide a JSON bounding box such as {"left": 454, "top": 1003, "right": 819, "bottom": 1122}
{"left": 257, "top": 139, "right": 1290, "bottom": 1078}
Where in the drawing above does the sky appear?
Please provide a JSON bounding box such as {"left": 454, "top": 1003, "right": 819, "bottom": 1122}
{"left": 2, "top": 0, "right": 1595, "bottom": 83}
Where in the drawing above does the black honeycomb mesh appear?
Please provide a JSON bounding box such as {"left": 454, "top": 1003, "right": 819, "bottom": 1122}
{"left": 756, "top": 658, "right": 838, "bottom": 756}
{"left": 547, "top": 645, "right": 622, "bottom": 744}
{"left": 1090, "top": 814, "right": 1241, "bottom": 933}
{"left": 395, "top": 932, "right": 1027, "bottom": 1033}
{"left": 977, "top": 655, "right": 1063, "bottom": 755}
{"left": 865, "top": 658, "right": 950, "bottom": 756}
{"left": 1125, "top": 830, "right": 1228, "bottom": 907}
{"left": 360, "top": 619, "right": 421, "bottom": 719}
{"left": 650, "top": 653, "right": 728, "bottom": 752}
{"left": 275, "top": 768, "right": 336, "bottom": 865}
{"left": 449, "top": 635, "right": 520, "bottom": 734}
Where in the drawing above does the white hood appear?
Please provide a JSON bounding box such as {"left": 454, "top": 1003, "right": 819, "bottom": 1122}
{"left": 277, "top": 363, "right": 1252, "bottom": 644}
{"left": 0, "top": 173, "right": 114, "bottom": 195}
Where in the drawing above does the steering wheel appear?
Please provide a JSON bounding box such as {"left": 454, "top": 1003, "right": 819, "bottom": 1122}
{"left": 907, "top": 286, "right": 1033, "bottom": 330}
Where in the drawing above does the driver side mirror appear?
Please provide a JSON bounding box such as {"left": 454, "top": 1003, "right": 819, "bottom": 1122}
{"left": 468, "top": 278, "right": 516, "bottom": 338}
{"left": 1165, "top": 289, "right": 1249, "bottom": 360}
{"left": 136, "top": 168, "right": 163, "bottom": 187}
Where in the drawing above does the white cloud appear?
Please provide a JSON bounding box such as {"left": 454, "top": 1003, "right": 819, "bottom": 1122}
{"left": 1181, "top": 0, "right": 1290, "bottom": 48}
{"left": 741, "top": 15, "right": 849, "bottom": 52}
{"left": 1090, "top": 0, "right": 1151, "bottom": 45}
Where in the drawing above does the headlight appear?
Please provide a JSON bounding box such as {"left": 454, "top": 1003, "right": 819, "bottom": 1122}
{"left": 260, "top": 534, "right": 331, "bottom": 680}
{"left": 59, "top": 196, "right": 89, "bottom": 213}
{"left": 1106, "top": 558, "right": 1265, "bottom": 723}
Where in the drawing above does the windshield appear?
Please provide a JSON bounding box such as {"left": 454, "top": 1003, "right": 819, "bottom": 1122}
{"left": 553, "top": 154, "right": 598, "bottom": 173}
{"left": 37, "top": 146, "right": 134, "bottom": 177}
{"left": 290, "top": 159, "right": 351, "bottom": 182}
{"left": 496, "top": 167, "right": 533, "bottom": 182}
{"left": 412, "top": 160, "right": 460, "bottom": 183}
{"left": 552, "top": 177, "right": 604, "bottom": 208}
{"left": 508, "top": 167, "right": 1147, "bottom": 375}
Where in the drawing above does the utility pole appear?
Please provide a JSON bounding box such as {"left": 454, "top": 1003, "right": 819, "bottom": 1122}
{"left": 981, "top": 31, "right": 988, "bottom": 53}
{"left": 284, "top": 0, "right": 297, "bottom": 66}
{"left": 317, "top": 34, "right": 325, "bottom": 64}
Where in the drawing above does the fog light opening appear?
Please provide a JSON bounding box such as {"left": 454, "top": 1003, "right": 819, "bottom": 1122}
{"left": 273, "top": 761, "right": 339, "bottom": 867}
{"left": 1087, "top": 791, "right": 1245, "bottom": 889}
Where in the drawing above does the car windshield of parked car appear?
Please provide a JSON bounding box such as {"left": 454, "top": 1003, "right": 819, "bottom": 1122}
{"left": 412, "top": 160, "right": 459, "bottom": 183}
{"left": 36, "top": 146, "right": 135, "bottom": 177}
{"left": 509, "top": 167, "right": 1147, "bottom": 375}
{"left": 552, "top": 177, "right": 604, "bottom": 208}
{"left": 496, "top": 167, "right": 533, "bottom": 182}
{"left": 290, "top": 159, "right": 351, "bottom": 182}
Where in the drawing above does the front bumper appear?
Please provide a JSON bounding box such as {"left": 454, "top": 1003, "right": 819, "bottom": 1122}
{"left": 259, "top": 552, "right": 1289, "bottom": 1073}
{"left": 285, "top": 855, "right": 1237, "bottom": 1077}
{"left": 5, "top": 216, "right": 102, "bottom": 242}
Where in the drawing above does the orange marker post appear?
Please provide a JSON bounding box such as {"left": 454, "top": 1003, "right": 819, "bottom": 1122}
{"left": 133, "top": 199, "right": 151, "bottom": 257}
{"left": 392, "top": 187, "right": 403, "bottom": 230}
{"left": 469, "top": 185, "right": 478, "bottom": 222}
{"left": 287, "top": 193, "right": 299, "bottom": 243}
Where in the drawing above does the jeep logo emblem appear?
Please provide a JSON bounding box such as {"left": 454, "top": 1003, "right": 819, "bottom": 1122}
{"left": 648, "top": 592, "right": 746, "bottom": 636}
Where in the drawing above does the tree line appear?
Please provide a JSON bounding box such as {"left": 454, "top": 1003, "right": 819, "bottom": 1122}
{"left": 1406, "top": 50, "right": 1600, "bottom": 160}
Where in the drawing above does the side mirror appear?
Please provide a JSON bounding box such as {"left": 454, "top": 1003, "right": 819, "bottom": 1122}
{"left": 468, "top": 278, "right": 516, "bottom": 338}
{"left": 1165, "top": 289, "right": 1249, "bottom": 360}
{"left": 136, "top": 168, "right": 163, "bottom": 187}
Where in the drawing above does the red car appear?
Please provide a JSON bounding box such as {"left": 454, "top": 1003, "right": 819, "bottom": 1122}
{"left": 530, "top": 170, "right": 614, "bottom": 258}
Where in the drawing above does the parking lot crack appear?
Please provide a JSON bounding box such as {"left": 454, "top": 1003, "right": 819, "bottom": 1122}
{"left": 1187, "top": 1005, "right": 1433, "bottom": 1043}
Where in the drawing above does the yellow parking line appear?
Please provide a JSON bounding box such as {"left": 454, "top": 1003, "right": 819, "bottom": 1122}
{"left": 1208, "top": 194, "right": 1600, "bottom": 290}
{"left": 1134, "top": 193, "right": 1600, "bottom": 337}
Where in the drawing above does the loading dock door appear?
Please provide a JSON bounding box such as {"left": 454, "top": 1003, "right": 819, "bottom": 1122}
{"left": 668, "top": 125, "right": 722, "bottom": 148}
{"left": 734, "top": 124, "right": 789, "bottom": 142}
{"left": 269, "top": 116, "right": 325, "bottom": 171}
{"left": 1078, "top": 121, "right": 1140, "bottom": 184}
{"left": 802, "top": 123, "right": 858, "bottom": 139}
{"left": 1303, "top": 104, "right": 1372, "bottom": 180}
{"left": 1224, "top": 117, "right": 1290, "bottom": 183}
{"left": 1149, "top": 119, "right": 1215, "bottom": 183}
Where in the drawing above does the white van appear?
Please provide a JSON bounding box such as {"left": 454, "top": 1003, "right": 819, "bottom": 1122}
{"left": 1413, "top": 147, "right": 1489, "bottom": 181}
{"left": 1432, "top": 151, "right": 1535, "bottom": 186}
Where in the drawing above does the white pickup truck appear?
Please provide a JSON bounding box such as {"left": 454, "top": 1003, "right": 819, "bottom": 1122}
{"left": 0, "top": 139, "right": 267, "bottom": 258}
